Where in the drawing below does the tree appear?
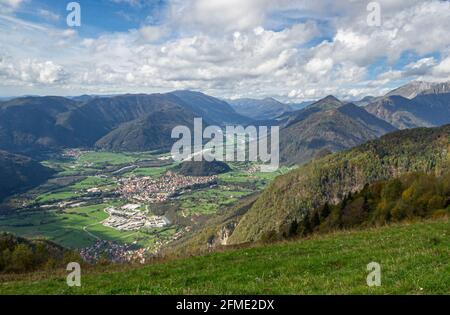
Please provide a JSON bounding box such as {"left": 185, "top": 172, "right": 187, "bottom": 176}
{"left": 9, "top": 244, "right": 34, "bottom": 273}
{"left": 311, "top": 210, "right": 320, "bottom": 229}
{"left": 319, "top": 202, "right": 331, "bottom": 221}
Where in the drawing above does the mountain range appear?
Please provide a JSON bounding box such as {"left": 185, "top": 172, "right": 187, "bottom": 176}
{"left": 1, "top": 80, "right": 450, "bottom": 202}
{"left": 278, "top": 96, "right": 397, "bottom": 165}
{"left": 0, "top": 91, "right": 251, "bottom": 155}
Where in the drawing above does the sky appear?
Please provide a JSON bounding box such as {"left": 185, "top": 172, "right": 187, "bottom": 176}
{"left": 1, "top": 0, "right": 450, "bottom": 101}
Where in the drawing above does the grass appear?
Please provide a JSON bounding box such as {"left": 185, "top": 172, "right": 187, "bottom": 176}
{"left": 77, "top": 152, "right": 136, "bottom": 166}
{"left": 179, "top": 187, "right": 253, "bottom": 216}
{"left": 36, "top": 190, "right": 79, "bottom": 203}
{"left": 0, "top": 202, "right": 168, "bottom": 249}
{"left": 127, "top": 166, "right": 169, "bottom": 177}
{"left": 71, "top": 176, "right": 115, "bottom": 190}
{"left": 0, "top": 219, "right": 448, "bottom": 295}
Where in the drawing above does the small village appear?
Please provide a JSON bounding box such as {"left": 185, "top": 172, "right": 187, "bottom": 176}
{"left": 118, "top": 171, "right": 217, "bottom": 203}
{"left": 80, "top": 240, "right": 148, "bottom": 264}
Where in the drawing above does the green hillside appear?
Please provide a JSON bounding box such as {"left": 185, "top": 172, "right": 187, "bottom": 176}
{"left": 279, "top": 102, "right": 396, "bottom": 165}
{"left": 229, "top": 125, "right": 450, "bottom": 244}
{"left": 0, "top": 219, "right": 448, "bottom": 294}
{"left": 0, "top": 150, "right": 55, "bottom": 202}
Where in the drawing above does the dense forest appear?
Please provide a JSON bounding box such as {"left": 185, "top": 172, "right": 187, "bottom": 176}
{"left": 0, "top": 233, "right": 80, "bottom": 274}
{"left": 228, "top": 125, "right": 450, "bottom": 244}
{"left": 264, "top": 172, "right": 450, "bottom": 241}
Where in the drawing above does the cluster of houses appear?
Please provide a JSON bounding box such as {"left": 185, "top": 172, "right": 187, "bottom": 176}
{"left": 118, "top": 172, "right": 217, "bottom": 203}
{"left": 80, "top": 240, "right": 148, "bottom": 264}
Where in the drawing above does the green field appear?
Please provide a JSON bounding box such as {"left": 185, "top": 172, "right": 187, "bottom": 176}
{"left": 2, "top": 151, "right": 289, "bottom": 254}
{"left": 0, "top": 202, "right": 175, "bottom": 249}
{"left": 1, "top": 219, "right": 448, "bottom": 294}
{"left": 179, "top": 187, "right": 254, "bottom": 216}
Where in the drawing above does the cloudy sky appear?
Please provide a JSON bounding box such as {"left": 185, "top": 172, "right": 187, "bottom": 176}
{"left": 1, "top": 0, "right": 450, "bottom": 101}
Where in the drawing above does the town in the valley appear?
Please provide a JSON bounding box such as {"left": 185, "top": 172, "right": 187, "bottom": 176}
{"left": 79, "top": 168, "right": 220, "bottom": 263}
{"left": 0, "top": 149, "right": 282, "bottom": 265}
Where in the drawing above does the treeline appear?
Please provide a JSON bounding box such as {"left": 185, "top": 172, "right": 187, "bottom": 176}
{"left": 264, "top": 172, "right": 450, "bottom": 241}
{"left": 0, "top": 233, "right": 81, "bottom": 273}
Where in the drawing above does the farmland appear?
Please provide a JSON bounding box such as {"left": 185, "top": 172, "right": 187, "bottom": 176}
{"left": 0, "top": 150, "right": 289, "bottom": 254}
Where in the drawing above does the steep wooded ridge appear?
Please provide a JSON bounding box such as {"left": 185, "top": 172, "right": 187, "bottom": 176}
{"left": 0, "top": 150, "right": 54, "bottom": 201}
{"left": 228, "top": 125, "right": 450, "bottom": 244}
{"left": 278, "top": 96, "right": 397, "bottom": 165}
{"left": 94, "top": 105, "right": 199, "bottom": 152}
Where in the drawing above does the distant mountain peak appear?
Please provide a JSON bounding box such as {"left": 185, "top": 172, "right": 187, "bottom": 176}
{"left": 385, "top": 81, "right": 450, "bottom": 99}
{"left": 308, "top": 95, "right": 343, "bottom": 110}
{"left": 262, "top": 97, "right": 281, "bottom": 102}
{"left": 323, "top": 95, "right": 340, "bottom": 101}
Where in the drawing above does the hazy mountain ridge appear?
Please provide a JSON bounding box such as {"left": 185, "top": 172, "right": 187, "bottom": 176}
{"left": 0, "top": 150, "right": 55, "bottom": 202}
{"left": 228, "top": 97, "right": 293, "bottom": 120}
{"left": 171, "top": 91, "right": 251, "bottom": 125}
{"left": 366, "top": 92, "right": 450, "bottom": 129}
{"left": 95, "top": 105, "right": 200, "bottom": 152}
{"left": 0, "top": 91, "right": 248, "bottom": 155}
{"left": 278, "top": 96, "right": 397, "bottom": 165}
{"left": 385, "top": 81, "right": 450, "bottom": 99}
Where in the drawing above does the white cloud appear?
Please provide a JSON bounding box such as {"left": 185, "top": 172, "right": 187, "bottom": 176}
{"left": 432, "top": 55, "right": 450, "bottom": 77}
{"left": 0, "top": 56, "right": 66, "bottom": 85}
{"left": 37, "top": 9, "right": 60, "bottom": 22}
{"left": 169, "top": 0, "right": 270, "bottom": 33}
{"left": 1, "top": 0, "right": 450, "bottom": 100}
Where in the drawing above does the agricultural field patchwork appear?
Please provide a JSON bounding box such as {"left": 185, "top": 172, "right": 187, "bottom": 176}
{"left": 0, "top": 150, "right": 287, "bottom": 258}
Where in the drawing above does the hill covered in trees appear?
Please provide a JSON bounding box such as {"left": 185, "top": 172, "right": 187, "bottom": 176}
{"left": 263, "top": 172, "right": 450, "bottom": 242}
{"left": 0, "top": 233, "right": 79, "bottom": 274}
{"left": 0, "top": 150, "right": 54, "bottom": 202}
{"left": 227, "top": 125, "right": 450, "bottom": 244}
{"left": 173, "top": 160, "right": 231, "bottom": 176}
{"left": 0, "top": 92, "right": 250, "bottom": 155}
{"left": 278, "top": 96, "right": 397, "bottom": 165}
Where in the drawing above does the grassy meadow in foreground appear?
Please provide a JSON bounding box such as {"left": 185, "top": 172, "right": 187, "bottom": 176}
{"left": 1, "top": 219, "right": 448, "bottom": 295}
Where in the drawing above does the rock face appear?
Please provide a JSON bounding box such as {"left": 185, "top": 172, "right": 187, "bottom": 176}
{"left": 207, "top": 222, "right": 238, "bottom": 248}
{"left": 385, "top": 81, "right": 450, "bottom": 99}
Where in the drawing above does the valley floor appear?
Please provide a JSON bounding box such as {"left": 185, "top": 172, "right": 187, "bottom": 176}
{"left": 0, "top": 219, "right": 448, "bottom": 295}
